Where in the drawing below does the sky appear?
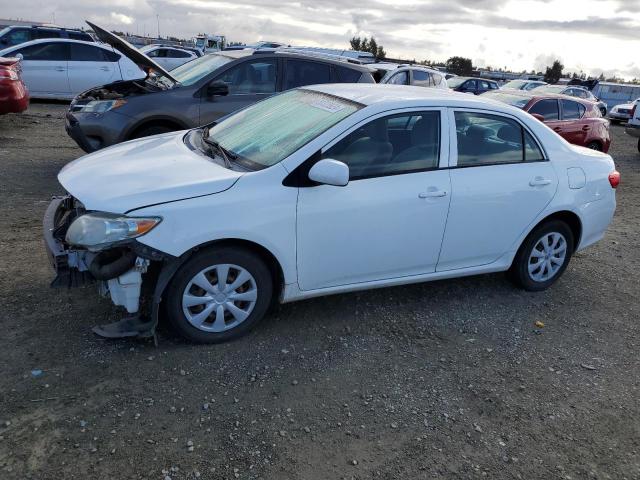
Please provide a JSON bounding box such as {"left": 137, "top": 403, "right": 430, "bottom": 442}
{"left": 1, "top": 0, "right": 639, "bottom": 79}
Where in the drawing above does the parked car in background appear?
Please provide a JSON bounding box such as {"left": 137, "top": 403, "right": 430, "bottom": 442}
{"left": 64, "top": 21, "right": 375, "bottom": 152}
{"left": 0, "top": 56, "right": 29, "bottom": 114}
{"left": 624, "top": 99, "right": 640, "bottom": 151}
{"left": 501, "top": 79, "right": 547, "bottom": 91}
{"left": 0, "top": 25, "right": 93, "bottom": 48}
{"left": 367, "top": 63, "right": 448, "bottom": 89}
{"left": 532, "top": 85, "right": 607, "bottom": 116}
{"left": 44, "top": 84, "right": 619, "bottom": 343}
{"left": 483, "top": 90, "right": 610, "bottom": 152}
{"left": 448, "top": 76, "right": 499, "bottom": 95}
{"left": 139, "top": 44, "right": 198, "bottom": 70}
{"left": 608, "top": 101, "right": 636, "bottom": 124}
{"left": 0, "top": 38, "right": 144, "bottom": 100}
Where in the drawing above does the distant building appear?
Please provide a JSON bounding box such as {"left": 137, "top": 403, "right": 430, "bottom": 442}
{"left": 593, "top": 82, "right": 640, "bottom": 109}
{"left": 0, "top": 18, "right": 47, "bottom": 29}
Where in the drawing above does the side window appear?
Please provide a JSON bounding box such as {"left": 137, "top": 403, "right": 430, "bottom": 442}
{"left": 480, "top": 80, "right": 490, "bottom": 90}
{"left": 489, "top": 82, "right": 499, "bottom": 90}
{"left": 387, "top": 71, "right": 408, "bottom": 85}
{"left": 455, "top": 111, "right": 541, "bottom": 166}
{"left": 169, "top": 49, "right": 191, "bottom": 58}
{"left": 68, "top": 32, "right": 91, "bottom": 41}
{"left": 561, "top": 100, "right": 584, "bottom": 120}
{"left": 529, "top": 99, "right": 559, "bottom": 121}
{"left": 15, "top": 42, "right": 69, "bottom": 61}
{"left": 146, "top": 49, "right": 160, "bottom": 58}
{"left": 284, "top": 60, "right": 331, "bottom": 90}
{"left": 412, "top": 70, "right": 430, "bottom": 87}
{"left": 323, "top": 111, "right": 440, "bottom": 179}
{"left": 69, "top": 44, "right": 107, "bottom": 62}
{"left": 4, "top": 29, "right": 31, "bottom": 47}
{"left": 34, "top": 30, "right": 61, "bottom": 39}
{"left": 464, "top": 80, "right": 477, "bottom": 91}
{"left": 335, "top": 66, "right": 362, "bottom": 83}
{"left": 217, "top": 59, "right": 277, "bottom": 94}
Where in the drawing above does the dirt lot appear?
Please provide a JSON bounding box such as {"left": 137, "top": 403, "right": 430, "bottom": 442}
{"left": 0, "top": 102, "right": 639, "bottom": 480}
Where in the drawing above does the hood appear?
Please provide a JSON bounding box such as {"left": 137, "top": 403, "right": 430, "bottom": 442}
{"left": 86, "top": 21, "right": 177, "bottom": 84}
{"left": 613, "top": 103, "right": 633, "bottom": 110}
{"left": 59, "top": 131, "right": 243, "bottom": 213}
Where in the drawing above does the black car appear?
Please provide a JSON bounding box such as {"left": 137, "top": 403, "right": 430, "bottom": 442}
{"left": 447, "top": 76, "right": 499, "bottom": 95}
{"left": 0, "top": 25, "right": 93, "bottom": 48}
{"left": 66, "top": 22, "right": 376, "bottom": 153}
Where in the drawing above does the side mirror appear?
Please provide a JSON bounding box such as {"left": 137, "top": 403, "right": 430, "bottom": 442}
{"left": 308, "top": 159, "right": 349, "bottom": 187}
{"left": 531, "top": 113, "right": 546, "bottom": 122}
{"left": 206, "top": 81, "right": 229, "bottom": 97}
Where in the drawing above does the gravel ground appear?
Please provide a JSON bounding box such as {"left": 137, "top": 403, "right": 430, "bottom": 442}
{"left": 0, "top": 102, "right": 639, "bottom": 480}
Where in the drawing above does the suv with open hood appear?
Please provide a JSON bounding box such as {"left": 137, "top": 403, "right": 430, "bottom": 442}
{"left": 65, "top": 22, "right": 375, "bottom": 152}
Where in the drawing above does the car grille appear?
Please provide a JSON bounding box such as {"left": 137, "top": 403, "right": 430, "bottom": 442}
{"left": 618, "top": 108, "right": 631, "bottom": 114}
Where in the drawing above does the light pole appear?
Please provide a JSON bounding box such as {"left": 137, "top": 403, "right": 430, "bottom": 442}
{"left": 156, "top": 14, "right": 160, "bottom": 39}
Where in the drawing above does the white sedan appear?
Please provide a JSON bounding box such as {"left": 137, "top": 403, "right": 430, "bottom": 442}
{"left": 138, "top": 45, "right": 197, "bottom": 70}
{"left": 44, "top": 84, "right": 619, "bottom": 343}
{"left": 0, "top": 38, "right": 144, "bottom": 100}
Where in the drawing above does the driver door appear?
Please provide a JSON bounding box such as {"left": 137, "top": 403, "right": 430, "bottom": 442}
{"left": 296, "top": 109, "right": 452, "bottom": 291}
{"left": 199, "top": 58, "right": 279, "bottom": 125}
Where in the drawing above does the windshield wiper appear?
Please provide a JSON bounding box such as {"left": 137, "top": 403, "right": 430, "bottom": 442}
{"left": 202, "top": 126, "right": 237, "bottom": 168}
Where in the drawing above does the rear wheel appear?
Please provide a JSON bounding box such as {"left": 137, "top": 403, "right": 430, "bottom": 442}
{"left": 509, "top": 220, "right": 574, "bottom": 291}
{"left": 600, "top": 107, "right": 607, "bottom": 117}
{"left": 637, "top": 138, "right": 640, "bottom": 153}
{"left": 165, "top": 247, "right": 273, "bottom": 343}
{"left": 586, "top": 141, "right": 602, "bottom": 151}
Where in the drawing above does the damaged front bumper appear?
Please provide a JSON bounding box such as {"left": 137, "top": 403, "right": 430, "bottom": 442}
{"left": 43, "top": 196, "right": 155, "bottom": 314}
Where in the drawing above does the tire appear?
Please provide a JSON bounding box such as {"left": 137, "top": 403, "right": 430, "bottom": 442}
{"left": 165, "top": 247, "right": 273, "bottom": 343}
{"left": 600, "top": 108, "right": 607, "bottom": 117}
{"left": 130, "top": 125, "right": 175, "bottom": 139}
{"left": 637, "top": 138, "right": 640, "bottom": 154}
{"left": 586, "top": 141, "right": 602, "bottom": 151}
{"left": 509, "top": 220, "right": 574, "bottom": 292}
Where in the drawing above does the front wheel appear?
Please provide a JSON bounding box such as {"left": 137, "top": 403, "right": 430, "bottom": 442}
{"left": 165, "top": 247, "right": 273, "bottom": 343}
{"left": 509, "top": 220, "right": 574, "bottom": 291}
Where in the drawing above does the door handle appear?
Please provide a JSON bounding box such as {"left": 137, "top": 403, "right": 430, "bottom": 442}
{"left": 529, "top": 177, "right": 552, "bottom": 187}
{"left": 419, "top": 190, "right": 447, "bottom": 198}
{"left": 54, "top": 66, "right": 66, "bottom": 71}
{"left": 553, "top": 127, "right": 562, "bottom": 132}
{"left": 582, "top": 125, "right": 591, "bottom": 131}
{"left": 100, "top": 66, "right": 110, "bottom": 71}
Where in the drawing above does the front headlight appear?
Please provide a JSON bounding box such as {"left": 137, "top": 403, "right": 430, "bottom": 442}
{"left": 65, "top": 213, "right": 161, "bottom": 249}
{"left": 74, "top": 99, "right": 127, "bottom": 114}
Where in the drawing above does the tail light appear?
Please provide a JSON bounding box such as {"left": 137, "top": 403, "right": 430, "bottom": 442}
{"left": 0, "top": 68, "right": 19, "bottom": 81}
{"left": 609, "top": 170, "right": 620, "bottom": 188}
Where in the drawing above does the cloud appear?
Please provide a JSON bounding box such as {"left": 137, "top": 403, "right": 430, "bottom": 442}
{"left": 110, "top": 12, "right": 135, "bottom": 25}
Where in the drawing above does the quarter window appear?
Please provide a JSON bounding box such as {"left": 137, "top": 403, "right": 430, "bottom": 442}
{"left": 335, "top": 66, "right": 362, "bottom": 83}
{"left": 455, "top": 111, "right": 543, "bottom": 166}
{"left": 69, "top": 44, "right": 107, "bottom": 62}
{"left": 324, "top": 111, "right": 440, "bottom": 179}
{"left": 412, "top": 70, "right": 431, "bottom": 87}
{"left": 217, "top": 59, "right": 277, "bottom": 94}
{"left": 529, "top": 99, "right": 559, "bottom": 121}
{"left": 284, "top": 60, "right": 331, "bottom": 90}
{"left": 561, "top": 99, "right": 585, "bottom": 120}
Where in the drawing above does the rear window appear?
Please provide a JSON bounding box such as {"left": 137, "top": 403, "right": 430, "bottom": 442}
{"left": 482, "top": 91, "right": 531, "bottom": 109}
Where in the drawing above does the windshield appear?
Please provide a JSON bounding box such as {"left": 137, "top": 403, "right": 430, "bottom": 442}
{"left": 205, "top": 89, "right": 362, "bottom": 169}
{"left": 482, "top": 91, "right": 531, "bottom": 109}
{"left": 447, "top": 77, "right": 467, "bottom": 88}
{"left": 503, "top": 80, "right": 527, "bottom": 90}
{"left": 532, "top": 85, "right": 565, "bottom": 94}
{"left": 169, "top": 53, "right": 233, "bottom": 86}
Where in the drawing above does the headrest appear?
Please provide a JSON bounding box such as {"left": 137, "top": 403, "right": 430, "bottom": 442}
{"left": 411, "top": 118, "right": 437, "bottom": 145}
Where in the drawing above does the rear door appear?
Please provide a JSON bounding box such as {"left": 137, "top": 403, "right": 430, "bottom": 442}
{"left": 12, "top": 41, "right": 70, "bottom": 97}
{"left": 437, "top": 109, "right": 558, "bottom": 271}
{"left": 199, "top": 58, "right": 279, "bottom": 124}
{"left": 559, "top": 99, "right": 589, "bottom": 146}
{"left": 67, "top": 43, "right": 118, "bottom": 94}
{"left": 528, "top": 98, "right": 562, "bottom": 135}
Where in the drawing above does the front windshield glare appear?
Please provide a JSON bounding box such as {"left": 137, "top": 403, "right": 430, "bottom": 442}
{"left": 447, "top": 77, "right": 466, "bottom": 88}
{"left": 504, "top": 80, "right": 526, "bottom": 89}
{"left": 207, "top": 89, "right": 361, "bottom": 169}
{"left": 170, "top": 54, "right": 233, "bottom": 86}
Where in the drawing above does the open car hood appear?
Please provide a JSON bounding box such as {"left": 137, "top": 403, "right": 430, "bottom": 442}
{"left": 86, "top": 21, "right": 177, "bottom": 84}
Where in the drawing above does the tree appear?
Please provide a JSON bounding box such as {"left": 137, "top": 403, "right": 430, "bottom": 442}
{"left": 445, "top": 56, "right": 473, "bottom": 76}
{"left": 543, "top": 60, "right": 564, "bottom": 84}
{"left": 349, "top": 36, "right": 386, "bottom": 59}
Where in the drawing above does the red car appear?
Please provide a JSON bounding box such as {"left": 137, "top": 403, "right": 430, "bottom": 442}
{"left": 0, "top": 56, "right": 29, "bottom": 115}
{"left": 483, "top": 90, "right": 610, "bottom": 152}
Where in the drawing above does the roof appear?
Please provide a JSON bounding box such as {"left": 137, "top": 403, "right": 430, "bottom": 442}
{"left": 485, "top": 89, "right": 599, "bottom": 106}
{"left": 303, "top": 83, "right": 510, "bottom": 108}
{"left": 0, "top": 37, "right": 111, "bottom": 54}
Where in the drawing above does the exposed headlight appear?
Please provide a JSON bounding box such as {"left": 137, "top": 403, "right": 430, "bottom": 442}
{"left": 74, "top": 99, "right": 127, "bottom": 114}
{"left": 65, "top": 213, "right": 161, "bottom": 249}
